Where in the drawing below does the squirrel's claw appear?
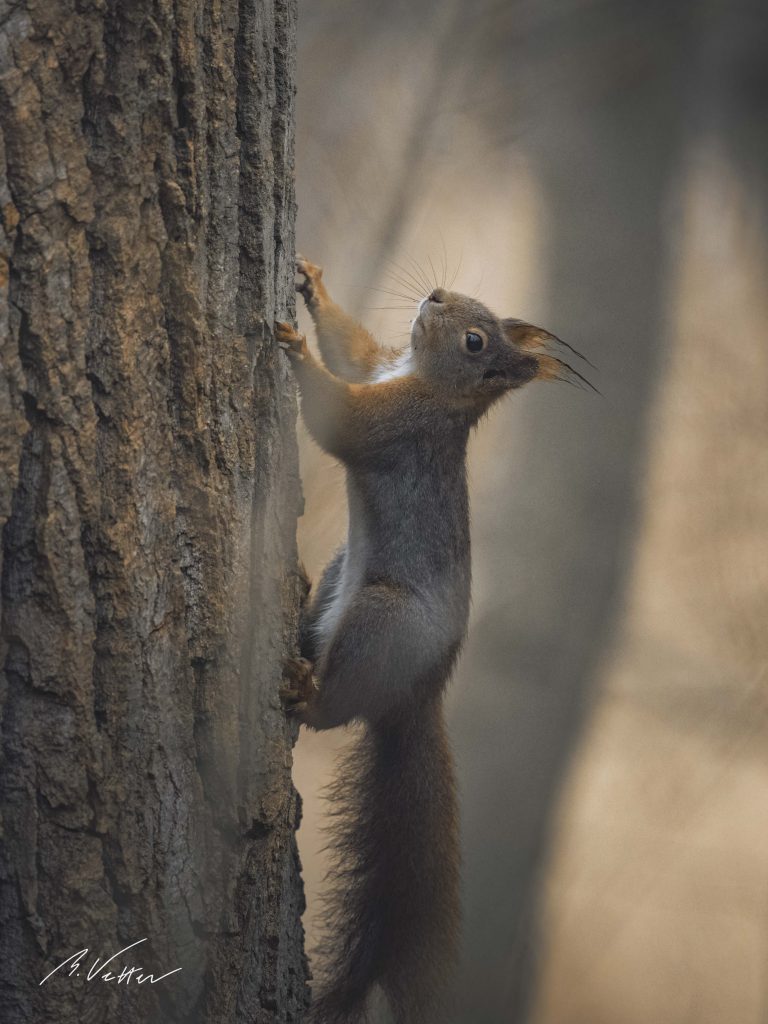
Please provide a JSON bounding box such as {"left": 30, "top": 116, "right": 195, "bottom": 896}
{"left": 295, "top": 255, "right": 323, "bottom": 308}
{"left": 275, "top": 320, "right": 308, "bottom": 361}
{"left": 296, "top": 254, "right": 321, "bottom": 278}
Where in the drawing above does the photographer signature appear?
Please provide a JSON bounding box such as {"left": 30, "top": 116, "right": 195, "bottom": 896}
{"left": 40, "top": 937, "right": 182, "bottom": 986}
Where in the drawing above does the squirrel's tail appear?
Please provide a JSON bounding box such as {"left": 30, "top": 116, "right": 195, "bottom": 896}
{"left": 310, "top": 699, "right": 461, "bottom": 1024}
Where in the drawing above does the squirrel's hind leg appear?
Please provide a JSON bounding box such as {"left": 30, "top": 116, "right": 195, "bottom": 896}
{"left": 280, "top": 657, "right": 317, "bottom": 715}
{"left": 282, "top": 548, "right": 347, "bottom": 726}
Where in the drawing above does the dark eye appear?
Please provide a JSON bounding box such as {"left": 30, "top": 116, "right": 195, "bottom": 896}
{"left": 465, "top": 331, "right": 485, "bottom": 353}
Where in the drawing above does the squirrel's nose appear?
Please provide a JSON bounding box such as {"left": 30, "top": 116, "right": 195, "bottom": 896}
{"left": 428, "top": 289, "right": 446, "bottom": 304}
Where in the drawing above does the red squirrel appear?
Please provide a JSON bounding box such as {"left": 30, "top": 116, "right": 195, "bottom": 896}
{"left": 276, "top": 256, "right": 590, "bottom": 1024}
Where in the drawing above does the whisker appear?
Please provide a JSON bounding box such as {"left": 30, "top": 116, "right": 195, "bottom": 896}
{"left": 384, "top": 258, "right": 427, "bottom": 298}
{"left": 449, "top": 249, "right": 463, "bottom": 290}
{"left": 369, "top": 285, "right": 420, "bottom": 303}
{"left": 382, "top": 262, "right": 420, "bottom": 292}
{"left": 383, "top": 272, "right": 419, "bottom": 298}
{"left": 427, "top": 255, "right": 440, "bottom": 291}
{"left": 406, "top": 257, "right": 433, "bottom": 296}
{"left": 472, "top": 265, "right": 486, "bottom": 295}
{"left": 439, "top": 232, "right": 448, "bottom": 289}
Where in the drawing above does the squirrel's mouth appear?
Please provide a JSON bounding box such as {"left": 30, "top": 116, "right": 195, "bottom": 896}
{"left": 482, "top": 368, "right": 505, "bottom": 381}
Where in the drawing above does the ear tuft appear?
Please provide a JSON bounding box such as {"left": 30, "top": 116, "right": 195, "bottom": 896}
{"left": 501, "top": 318, "right": 596, "bottom": 370}
{"left": 535, "top": 354, "right": 601, "bottom": 394}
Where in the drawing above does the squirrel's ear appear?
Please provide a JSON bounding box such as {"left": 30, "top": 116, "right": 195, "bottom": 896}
{"left": 502, "top": 318, "right": 599, "bottom": 394}
{"left": 501, "top": 318, "right": 596, "bottom": 370}
{"left": 501, "top": 318, "right": 554, "bottom": 350}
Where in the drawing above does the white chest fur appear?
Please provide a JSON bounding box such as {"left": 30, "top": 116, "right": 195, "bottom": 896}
{"left": 368, "top": 348, "right": 414, "bottom": 385}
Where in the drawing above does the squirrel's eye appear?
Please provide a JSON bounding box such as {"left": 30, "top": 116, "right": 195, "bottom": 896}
{"left": 465, "top": 331, "right": 485, "bottom": 354}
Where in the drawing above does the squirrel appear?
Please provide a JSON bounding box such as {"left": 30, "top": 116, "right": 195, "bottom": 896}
{"left": 275, "top": 256, "right": 591, "bottom": 1024}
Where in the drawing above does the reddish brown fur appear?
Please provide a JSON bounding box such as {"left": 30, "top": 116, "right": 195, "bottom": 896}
{"left": 297, "top": 256, "right": 381, "bottom": 381}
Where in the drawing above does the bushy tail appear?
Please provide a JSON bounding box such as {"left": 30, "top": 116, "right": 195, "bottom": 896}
{"left": 310, "top": 699, "right": 460, "bottom": 1024}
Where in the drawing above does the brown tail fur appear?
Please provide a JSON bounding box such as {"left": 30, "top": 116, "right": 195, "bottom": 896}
{"left": 310, "top": 698, "right": 461, "bottom": 1023}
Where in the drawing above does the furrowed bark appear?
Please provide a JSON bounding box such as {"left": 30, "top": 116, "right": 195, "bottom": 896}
{"left": 0, "top": 1, "right": 308, "bottom": 1021}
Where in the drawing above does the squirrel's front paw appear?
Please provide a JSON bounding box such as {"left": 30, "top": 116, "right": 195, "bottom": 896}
{"left": 275, "top": 320, "right": 308, "bottom": 362}
{"left": 295, "top": 254, "right": 323, "bottom": 309}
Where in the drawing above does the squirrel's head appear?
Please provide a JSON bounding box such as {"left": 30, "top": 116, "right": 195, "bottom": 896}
{"left": 411, "top": 288, "right": 594, "bottom": 407}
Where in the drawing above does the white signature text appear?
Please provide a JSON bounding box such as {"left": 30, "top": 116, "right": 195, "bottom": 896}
{"left": 40, "top": 937, "right": 182, "bottom": 986}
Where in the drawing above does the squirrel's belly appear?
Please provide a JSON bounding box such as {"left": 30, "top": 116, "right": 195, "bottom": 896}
{"left": 311, "top": 548, "right": 359, "bottom": 651}
{"left": 312, "top": 544, "right": 470, "bottom": 657}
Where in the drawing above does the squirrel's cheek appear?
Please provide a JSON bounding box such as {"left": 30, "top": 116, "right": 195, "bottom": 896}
{"left": 491, "top": 354, "right": 529, "bottom": 385}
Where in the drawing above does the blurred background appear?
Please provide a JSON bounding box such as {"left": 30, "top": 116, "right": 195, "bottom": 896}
{"left": 291, "top": 2, "right": 768, "bottom": 1021}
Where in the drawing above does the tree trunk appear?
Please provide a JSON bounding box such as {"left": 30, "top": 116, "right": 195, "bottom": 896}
{"left": 0, "top": 2, "right": 308, "bottom": 1022}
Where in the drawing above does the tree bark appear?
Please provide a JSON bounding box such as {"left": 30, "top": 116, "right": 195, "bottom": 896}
{"left": 0, "top": 1, "right": 307, "bottom": 1022}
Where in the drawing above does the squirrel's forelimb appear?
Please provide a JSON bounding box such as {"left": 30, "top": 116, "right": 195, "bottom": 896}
{"left": 296, "top": 255, "right": 382, "bottom": 382}
{"left": 275, "top": 320, "right": 358, "bottom": 458}
{"left": 276, "top": 318, "right": 440, "bottom": 465}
